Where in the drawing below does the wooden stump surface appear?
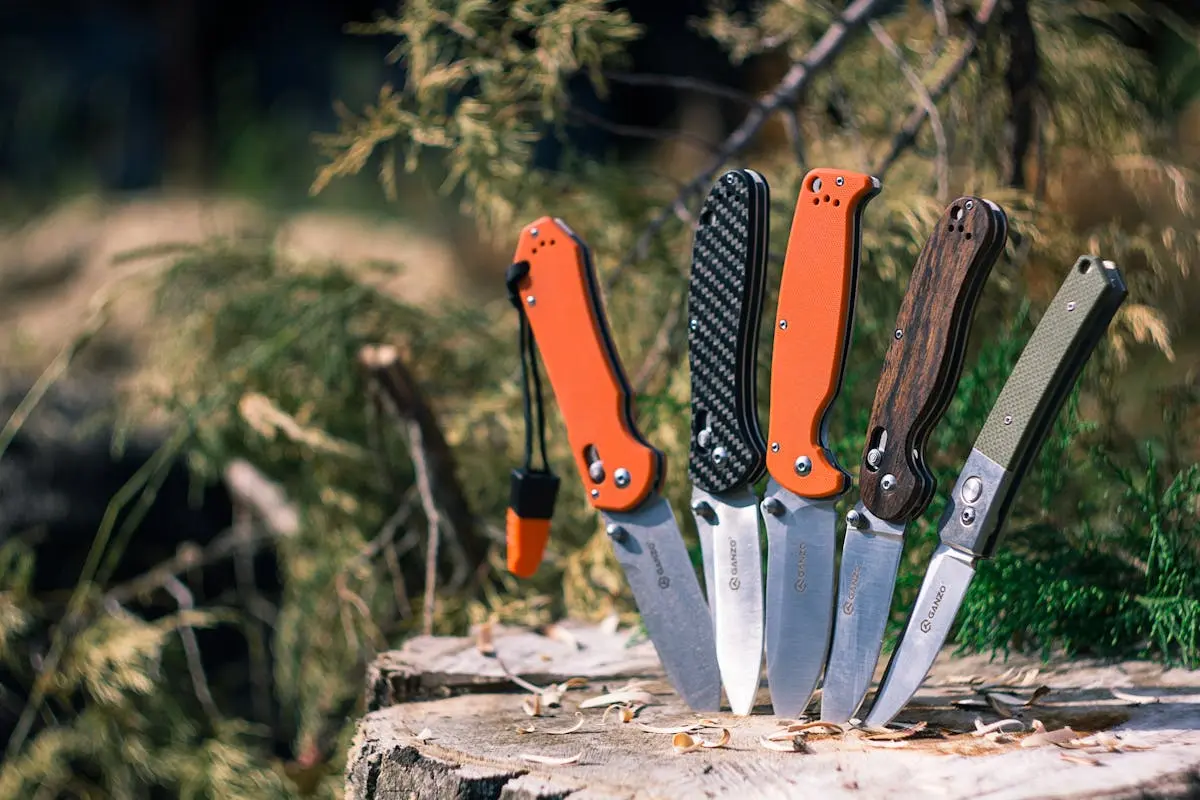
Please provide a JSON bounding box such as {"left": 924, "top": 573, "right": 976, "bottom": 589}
{"left": 347, "top": 621, "right": 1200, "bottom": 800}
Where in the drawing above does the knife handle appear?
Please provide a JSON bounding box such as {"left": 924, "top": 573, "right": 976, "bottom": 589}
{"left": 766, "top": 168, "right": 880, "bottom": 498}
{"left": 941, "top": 256, "right": 1128, "bottom": 558}
{"left": 688, "top": 169, "right": 769, "bottom": 494}
{"left": 512, "top": 216, "right": 661, "bottom": 513}
{"left": 859, "top": 197, "right": 1007, "bottom": 522}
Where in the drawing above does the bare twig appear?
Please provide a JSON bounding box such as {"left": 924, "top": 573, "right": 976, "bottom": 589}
{"left": 781, "top": 106, "right": 807, "bottom": 168}
{"left": 603, "top": 72, "right": 757, "bottom": 106}
{"left": 632, "top": 291, "right": 685, "bottom": 394}
{"left": 407, "top": 416, "right": 443, "bottom": 637}
{"left": 384, "top": 541, "right": 414, "bottom": 621}
{"left": 224, "top": 459, "right": 300, "bottom": 538}
{"left": 933, "top": 0, "right": 949, "bottom": 39}
{"left": 232, "top": 504, "right": 273, "bottom": 728}
{"left": 604, "top": 0, "right": 888, "bottom": 291}
{"left": 870, "top": 19, "right": 949, "bottom": 201}
{"left": 872, "top": 0, "right": 1001, "bottom": 178}
{"left": 162, "top": 577, "right": 221, "bottom": 725}
{"left": 567, "top": 107, "right": 720, "bottom": 153}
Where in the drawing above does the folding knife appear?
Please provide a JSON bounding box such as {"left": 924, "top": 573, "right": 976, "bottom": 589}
{"left": 760, "top": 168, "right": 880, "bottom": 717}
{"left": 687, "top": 168, "right": 770, "bottom": 716}
{"left": 510, "top": 216, "right": 722, "bottom": 711}
{"left": 864, "top": 256, "right": 1128, "bottom": 725}
{"left": 821, "top": 197, "right": 1009, "bottom": 723}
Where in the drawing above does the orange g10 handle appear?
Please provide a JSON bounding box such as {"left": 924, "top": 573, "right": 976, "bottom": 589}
{"left": 511, "top": 216, "right": 661, "bottom": 513}
{"left": 766, "top": 168, "right": 880, "bottom": 498}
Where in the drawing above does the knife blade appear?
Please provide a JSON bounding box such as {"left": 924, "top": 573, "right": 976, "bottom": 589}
{"left": 864, "top": 255, "right": 1128, "bottom": 725}
{"left": 511, "top": 216, "right": 722, "bottom": 711}
{"left": 760, "top": 168, "right": 880, "bottom": 717}
{"left": 687, "top": 168, "right": 770, "bottom": 716}
{"left": 821, "top": 196, "right": 1009, "bottom": 723}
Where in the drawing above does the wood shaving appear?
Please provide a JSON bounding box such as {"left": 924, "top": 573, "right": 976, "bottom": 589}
{"left": 702, "top": 729, "right": 731, "bottom": 748}
{"left": 522, "top": 695, "right": 543, "bottom": 717}
{"left": 1021, "top": 722, "right": 1080, "bottom": 748}
{"left": 1110, "top": 688, "right": 1161, "bottom": 705}
{"left": 475, "top": 622, "right": 495, "bottom": 657}
{"left": 599, "top": 613, "right": 621, "bottom": 635}
{"left": 519, "top": 752, "right": 583, "bottom": 766}
{"left": 952, "top": 698, "right": 992, "bottom": 710}
{"left": 695, "top": 717, "right": 723, "bottom": 727}
{"left": 672, "top": 732, "right": 704, "bottom": 754}
{"left": 542, "top": 714, "right": 585, "bottom": 735}
{"left": 783, "top": 721, "right": 844, "bottom": 735}
{"left": 973, "top": 718, "right": 1025, "bottom": 736}
{"left": 985, "top": 694, "right": 1017, "bottom": 718}
{"left": 863, "top": 721, "right": 927, "bottom": 741}
{"left": 862, "top": 739, "right": 911, "bottom": 748}
{"left": 415, "top": 728, "right": 433, "bottom": 742}
{"left": 516, "top": 724, "right": 537, "bottom": 734}
{"left": 538, "top": 623, "right": 582, "bottom": 650}
{"left": 637, "top": 723, "right": 703, "bottom": 735}
{"left": 1060, "top": 752, "right": 1103, "bottom": 766}
{"left": 1024, "top": 685, "right": 1052, "bottom": 706}
{"left": 580, "top": 688, "right": 654, "bottom": 709}
{"left": 759, "top": 735, "right": 808, "bottom": 752}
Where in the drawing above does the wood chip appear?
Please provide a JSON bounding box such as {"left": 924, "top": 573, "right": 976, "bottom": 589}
{"left": 701, "top": 729, "right": 731, "bottom": 749}
{"left": 1025, "top": 685, "right": 1052, "bottom": 706}
{"left": 542, "top": 714, "right": 585, "bottom": 735}
{"left": 759, "top": 735, "right": 808, "bottom": 753}
{"left": 863, "top": 721, "right": 927, "bottom": 741}
{"left": 476, "top": 622, "right": 495, "bottom": 657}
{"left": 579, "top": 682, "right": 654, "bottom": 709}
{"left": 672, "top": 732, "right": 704, "bottom": 754}
{"left": 519, "top": 752, "right": 583, "bottom": 766}
{"left": 1021, "top": 723, "right": 1080, "bottom": 748}
{"left": 1110, "top": 688, "right": 1162, "bottom": 705}
{"left": 783, "top": 721, "right": 844, "bottom": 736}
{"left": 973, "top": 718, "right": 1025, "bottom": 736}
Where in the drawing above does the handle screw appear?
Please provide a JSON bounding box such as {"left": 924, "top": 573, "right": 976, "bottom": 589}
{"left": 1004, "top": 415, "right": 1013, "bottom": 425}
{"left": 836, "top": 176, "right": 845, "bottom": 186}
{"left": 762, "top": 498, "right": 785, "bottom": 517}
{"left": 961, "top": 507, "right": 977, "bottom": 525}
{"left": 881, "top": 474, "right": 897, "bottom": 491}
{"left": 894, "top": 328, "right": 904, "bottom": 340}
{"left": 1066, "top": 301, "right": 1076, "bottom": 311}
{"left": 711, "top": 447, "right": 728, "bottom": 465}
{"left": 691, "top": 500, "right": 716, "bottom": 521}
{"left": 846, "top": 509, "right": 866, "bottom": 529}
{"left": 530, "top": 227, "right": 540, "bottom": 237}
{"left": 770, "top": 442, "right": 781, "bottom": 453}
{"left": 779, "top": 319, "right": 788, "bottom": 330}
{"left": 590, "top": 489, "right": 599, "bottom": 499}
{"left": 526, "top": 296, "right": 536, "bottom": 306}
{"left": 690, "top": 318, "right": 699, "bottom": 331}
{"left": 794, "top": 456, "right": 812, "bottom": 476}
{"left": 614, "top": 468, "right": 631, "bottom": 488}
{"left": 965, "top": 200, "right": 974, "bottom": 210}
{"left": 606, "top": 524, "right": 629, "bottom": 543}
{"left": 866, "top": 448, "right": 883, "bottom": 468}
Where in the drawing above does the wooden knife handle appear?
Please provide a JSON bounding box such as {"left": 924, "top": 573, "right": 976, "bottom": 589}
{"left": 858, "top": 197, "right": 1007, "bottom": 522}
{"left": 512, "top": 216, "right": 660, "bottom": 512}
{"left": 766, "top": 167, "right": 880, "bottom": 498}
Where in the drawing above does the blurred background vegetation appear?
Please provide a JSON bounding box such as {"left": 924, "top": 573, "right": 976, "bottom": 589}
{"left": 1, "top": 0, "right": 1199, "bottom": 796}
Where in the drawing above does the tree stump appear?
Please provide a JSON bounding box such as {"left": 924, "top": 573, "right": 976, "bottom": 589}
{"left": 346, "top": 621, "right": 1200, "bottom": 799}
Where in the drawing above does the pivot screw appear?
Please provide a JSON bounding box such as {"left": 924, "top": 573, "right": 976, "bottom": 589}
{"left": 770, "top": 442, "right": 781, "bottom": 453}
{"left": 606, "top": 523, "right": 629, "bottom": 543}
{"left": 779, "top": 319, "right": 789, "bottom": 330}
{"left": 762, "top": 497, "right": 785, "bottom": 517}
{"left": 697, "top": 429, "right": 712, "bottom": 449}
{"left": 894, "top": 329, "right": 904, "bottom": 340}
{"left": 881, "top": 474, "right": 897, "bottom": 492}
{"left": 712, "top": 447, "right": 728, "bottom": 465}
{"left": 866, "top": 448, "right": 883, "bottom": 469}
{"left": 965, "top": 200, "right": 974, "bottom": 210}
{"left": 961, "top": 507, "right": 977, "bottom": 525}
{"left": 846, "top": 509, "right": 866, "bottom": 529}
{"left": 794, "top": 456, "right": 812, "bottom": 476}
{"left": 614, "top": 468, "right": 631, "bottom": 488}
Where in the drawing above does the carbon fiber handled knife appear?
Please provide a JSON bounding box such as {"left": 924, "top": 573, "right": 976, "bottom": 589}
{"left": 864, "top": 256, "right": 1128, "bottom": 725}
{"left": 687, "top": 168, "right": 770, "bottom": 716}
{"left": 821, "top": 197, "right": 1008, "bottom": 723}
{"left": 511, "top": 216, "right": 721, "bottom": 711}
{"left": 760, "top": 168, "right": 880, "bottom": 717}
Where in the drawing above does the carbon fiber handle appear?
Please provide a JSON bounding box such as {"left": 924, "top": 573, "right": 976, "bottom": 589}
{"left": 688, "top": 169, "right": 769, "bottom": 494}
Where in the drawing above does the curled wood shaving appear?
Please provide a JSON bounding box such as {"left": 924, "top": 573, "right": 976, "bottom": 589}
{"left": 973, "top": 718, "right": 1025, "bottom": 736}
{"left": 637, "top": 723, "right": 703, "bottom": 735}
{"left": 863, "top": 721, "right": 926, "bottom": 741}
{"left": 522, "top": 695, "right": 543, "bottom": 718}
{"left": 599, "top": 612, "right": 621, "bottom": 635}
{"left": 1060, "top": 752, "right": 1103, "bottom": 766}
{"left": 783, "top": 721, "right": 844, "bottom": 736}
{"left": 695, "top": 717, "right": 723, "bottom": 727}
{"left": 476, "top": 622, "right": 495, "bottom": 656}
{"left": 703, "top": 729, "right": 732, "bottom": 748}
{"left": 1024, "top": 685, "right": 1052, "bottom": 706}
{"left": 542, "top": 714, "right": 585, "bottom": 735}
{"left": 538, "top": 623, "right": 582, "bottom": 650}
{"left": 519, "top": 752, "right": 583, "bottom": 766}
{"left": 1110, "top": 688, "right": 1162, "bottom": 705}
{"left": 579, "top": 688, "right": 654, "bottom": 709}
{"left": 516, "top": 724, "right": 537, "bottom": 734}
{"left": 985, "top": 694, "right": 1017, "bottom": 718}
{"left": 1021, "top": 722, "right": 1079, "bottom": 748}
{"left": 540, "top": 677, "right": 588, "bottom": 708}
{"left": 415, "top": 728, "right": 433, "bottom": 742}
{"left": 673, "top": 732, "right": 704, "bottom": 754}
{"left": 759, "top": 735, "right": 807, "bottom": 752}
{"left": 952, "top": 698, "right": 993, "bottom": 711}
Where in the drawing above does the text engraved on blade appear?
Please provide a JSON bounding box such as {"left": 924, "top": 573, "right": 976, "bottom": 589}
{"left": 842, "top": 564, "right": 862, "bottom": 615}
{"left": 648, "top": 542, "right": 670, "bottom": 589}
{"left": 727, "top": 537, "right": 740, "bottom": 591}
{"left": 919, "top": 584, "right": 947, "bottom": 633}
{"left": 793, "top": 543, "right": 808, "bottom": 593}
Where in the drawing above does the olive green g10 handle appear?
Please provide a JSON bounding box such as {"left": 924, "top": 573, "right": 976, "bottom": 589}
{"left": 938, "top": 256, "right": 1128, "bottom": 559}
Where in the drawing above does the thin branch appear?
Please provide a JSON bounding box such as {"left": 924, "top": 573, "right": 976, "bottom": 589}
{"left": 603, "top": 71, "right": 757, "bottom": 106}
{"left": 870, "top": 19, "right": 949, "bottom": 201}
{"left": 604, "top": 0, "right": 888, "bottom": 291}
{"left": 162, "top": 577, "right": 221, "bottom": 725}
{"left": 933, "top": 0, "right": 949, "bottom": 39}
{"left": 232, "top": 505, "right": 273, "bottom": 728}
{"left": 566, "top": 106, "right": 721, "bottom": 154}
{"left": 871, "top": 0, "right": 1001, "bottom": 178}
{"left": 633, "top": 292, "right": 685, "bottom": 394}
{"left": 781, "top": 106, "right": 807, "bottom": 168}
{"left": 407, "top": 416, "right": 442, "bottom": 637}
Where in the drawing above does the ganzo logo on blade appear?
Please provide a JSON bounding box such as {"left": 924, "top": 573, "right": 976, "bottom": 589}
{"left": 919, "top": 584, "right": 948, "bottom": 633}
{"left": 727, "top": 537, "right": 740, "bottom": 591}
{"left": 648, "top": 542, "right": 670, "bottom": 589}
{"left": 841, "top": 565, "right": 862, "bottom": 615}
{"left": 793, "top": 543, "right": 808, "bottom": 593}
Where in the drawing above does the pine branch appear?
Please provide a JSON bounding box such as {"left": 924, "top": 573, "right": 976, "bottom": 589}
{"left": 605, "top": 0, "right": 889, "bottom": 291}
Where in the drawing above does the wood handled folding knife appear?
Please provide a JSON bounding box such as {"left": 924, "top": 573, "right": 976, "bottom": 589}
{"left": 687, "top": 168, "right": 770, "bottom": 715}
{"left": 760, "top": 168, "right": 880, "bottom": 717}
{"left": 822, "top": 197, "right": 1008, "bottom": 723}
{"left": 864, "top": 256, "right": 1128, "bottom": 725}
{"left": 509, "top": 217, "right": 722, "bottom": 711}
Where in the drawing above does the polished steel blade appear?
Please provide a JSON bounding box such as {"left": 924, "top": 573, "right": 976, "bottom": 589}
{"left": 601, "top": 496, "right": 722, "bottom": 711}
{"left": 692, "top": 486, "right": 764, "bottom": 716}
{"left": 820, "top": 504, "right": 906, "bottom": 722}
{"left": 762, "top": 481, "right": 838, "bottom": 717}
{"left": 697, "top": 505, "right": 717, "bottom": 620}
{"left": 864, "top": 544, "right": 976, "bottom": 726}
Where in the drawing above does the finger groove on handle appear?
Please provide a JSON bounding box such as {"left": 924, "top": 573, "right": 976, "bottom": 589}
{"left": 515, "top": 216, "right": 660, "bottom": 512}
